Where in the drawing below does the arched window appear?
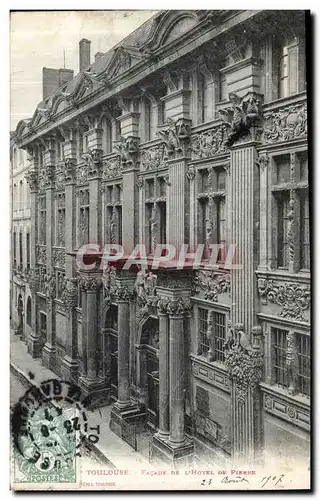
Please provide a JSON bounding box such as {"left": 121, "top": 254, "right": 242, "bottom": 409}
{"left": 26, "top": 297, "right": 32, "bottom": 327}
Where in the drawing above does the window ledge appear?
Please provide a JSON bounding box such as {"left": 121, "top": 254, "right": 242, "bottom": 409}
{"left": 260, "top": 382, "right": 310, "bottom": 410}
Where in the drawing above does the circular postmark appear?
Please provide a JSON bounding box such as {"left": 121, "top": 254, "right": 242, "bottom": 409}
{"left": 11, "top": 379, "right": 101, "bottom": 483}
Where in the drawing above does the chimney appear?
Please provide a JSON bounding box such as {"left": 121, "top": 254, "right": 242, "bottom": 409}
{"left": 79, "top": 38, "right": 91, "bottom": 72}
{"left": 42, "top": 67, "right": 74, "bottom": 101}
{"left": 95, "top": 52, "right": 104, "bottom": 62}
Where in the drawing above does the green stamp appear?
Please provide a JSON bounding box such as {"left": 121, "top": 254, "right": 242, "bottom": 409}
{"left": 12, "top": 379, "right": 101, "bottom": 485}
{"left": 14, "top": 406, "right": 77, "bottom": 483}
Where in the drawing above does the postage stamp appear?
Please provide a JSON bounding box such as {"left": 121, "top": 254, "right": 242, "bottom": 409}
{"left": 11, "top": 379, "right": 100, "bottom": 484}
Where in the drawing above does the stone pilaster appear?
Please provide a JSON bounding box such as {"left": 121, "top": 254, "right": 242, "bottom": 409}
{"left": 78, "top": 271, "right": 109, "bottom": 409}
{"left": 116, "top": 107, "right": 140, "bottom": 255}
{"left": 225, "top": 324, "right": 264, "bottom": 464}
{"left": 230, "top": 140, "right": 261, "bottom": 334}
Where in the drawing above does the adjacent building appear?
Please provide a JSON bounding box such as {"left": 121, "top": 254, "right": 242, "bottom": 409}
{"left": 12, "top": 10, "right": 309, "bottom": 468}
{"left": 10, "top": 133, "right": 32, "bottom": 341}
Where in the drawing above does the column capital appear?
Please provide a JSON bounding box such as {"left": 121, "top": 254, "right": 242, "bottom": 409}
{"left": 78, "top": 272, "right": 102, "bottom": 292}
{"left": 25, "top": 169, "right": 38, "bottom": 193}
{"left": 167, "top": 297, "right": 192, "bottom": 318}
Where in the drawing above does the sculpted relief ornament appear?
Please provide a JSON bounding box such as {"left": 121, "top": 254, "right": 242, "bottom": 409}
{"left": 193, "top": 271, "right": 231, "bottom": 302}
{"left": 224, "top": 323, "right": 264, "bottom": 404}
{"left": 60, "top": 277, "right": 78, "bottom": 317}
{"left": 264, "top": 101, "right": 307, "bottom": 143}
{"left": 191, "top": 124, "right": 230, "bottom": 160}
{"left": 140, "top": 145, "right": 165, "bottom": 172}
{"left": 257, "top": 278, "right": 310, "bottom": 322}
{"left": 102, "top": 156, "right": 122, "bottom": 181}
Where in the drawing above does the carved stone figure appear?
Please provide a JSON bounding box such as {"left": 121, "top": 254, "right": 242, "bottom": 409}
{"left": 219, "top": 93, "right": 262, "bottom": 146}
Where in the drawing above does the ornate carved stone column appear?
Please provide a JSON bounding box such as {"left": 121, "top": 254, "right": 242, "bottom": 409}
{"left": 220, "top": 92, "right": 263, "bottom": 334}
{"left": 225, "top": 322, "right": 264, "bottom": 464}
{"left": 156, "top": 299, "right": 170, "bottom": 438}
{"left": 78, "top": 271, "right": 109, "bottom": 409}
{"left": 110, "top": 271, "right": 146, "bottom": 439}
{"left": 61, "top": 157, "right": 78, "bottom": 382}
{"left": 167, "top": 298, "right": 189, "bottom": 446}
{"left": 151, "top": 269, "right": 194, "bottom": 467}
{"left": 42, "top": 142, "right": 57, "bottom": 370}
{"left": 116, "top": 288, "right": 131, "bottom": 408}
{"left": 25, "top": 162, "right": 41, "bottom": 357}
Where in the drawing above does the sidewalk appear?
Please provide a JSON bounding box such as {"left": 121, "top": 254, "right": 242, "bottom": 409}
{"left": 10, "top": 334, "right": 151, "bottom": 471}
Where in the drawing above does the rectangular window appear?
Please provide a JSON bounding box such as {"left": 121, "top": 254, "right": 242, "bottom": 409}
{"left": 159, "top": 202, "right": 166, "bottom": 245}
{"left": 145, "top": 100, "right": 151, "bottom": 142}
{"left": 200, "top": 169, "right": 209, "bottom": 193}
{"left": 198, "top": 72, "right": 208, "bottom": 124}
{"left": 158, "top": 177, "right": 167, "bottom": 198}
{"left": 277, "top": 191, "right": 290, "bottom": 268}
{"left": 146, "top": 203, "right": 153, "bottom": 255}
{"left": 198, "top": 308, "right": 209, "bottom": 356}
{"left": 219, "top": 71, "right": 228, "bottom": 102}
{"left": 146, "top": 179, "right": 155, "bottom": 199}
{"left": 272, "top": 327, "right": 288, "bottom": 388}
{"left": 217, "top": 198, "right": 226, "bottom": 262}
{"left": 199, "top": 199, "right": 209, "bottom": 244}
{"left": 297, "top": 151, "right": 308, "bottom": 182}
{"left": 13, "top": 232, "right": 17, "bottom": 267}
{"left": 212, "top": 312, "right": 226, "bottom": 362}
{"left": 26, "top": 233, "right": 30, "bottom": 271}
{"left": 107, "top": 185, "right": 113, "bottom": 204}
{"left": 279, "top": 45, "right": 289, "bottom": 98}
{"left": 275, "top": 154, "right": 291, "bottom": 184}
{"left": 300, "top": 191, "right": 310, "bottom": 270}
{"left": 116, "top": 206, "right": 122, "bottom": 245}
{"left": 39, "top": 196, "right": 47, "bottom": 245}
{"left": 79, "top": 190, "right": 90, "bottom": 247}
{"left": 19, "top": 232, "right": 23, "bottom": 269}
{"left": 296, "top": 333, "right": 310, "bottom": 397}
{"left": 216, "top": 169, "right": 226, "bottom": 191}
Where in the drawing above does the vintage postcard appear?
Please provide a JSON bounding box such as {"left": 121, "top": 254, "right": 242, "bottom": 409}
{"left": 10, "top": 9, "right": 310, "bottom": 491}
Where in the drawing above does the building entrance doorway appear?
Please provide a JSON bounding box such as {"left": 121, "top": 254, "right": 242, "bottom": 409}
{"left": 16, "top": 294, "right": 23, "bottom": 337}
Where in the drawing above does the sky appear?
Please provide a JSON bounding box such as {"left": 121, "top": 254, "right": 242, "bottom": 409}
{"left": 10, "top": 10, "right": 156, "bottom": 131}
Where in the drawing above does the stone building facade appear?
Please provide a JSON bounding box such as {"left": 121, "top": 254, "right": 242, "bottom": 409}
{"left": 13, "top": 10, "right": 309, "bottom": 467}
{"left": 10, "top": 134, "right": 32, "bottom": 342}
